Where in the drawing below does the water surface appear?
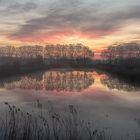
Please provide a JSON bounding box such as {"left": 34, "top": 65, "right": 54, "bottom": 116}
{"left": 0, "top": 69, "right": 140, "bottom": 139}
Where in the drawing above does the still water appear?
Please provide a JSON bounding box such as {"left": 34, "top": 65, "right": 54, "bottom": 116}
{"left": 0, "top": 69, "right": 140, "bottom": 138}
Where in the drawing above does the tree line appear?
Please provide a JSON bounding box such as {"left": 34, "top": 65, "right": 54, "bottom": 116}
{"left": 101, "top": 42, "right": 140, "bottom": 66}
{"left": 0, "top": 44, "right": 94, "bottom": 78}
{"left": 0, "top": 44, "right": 94, "bottom": 64}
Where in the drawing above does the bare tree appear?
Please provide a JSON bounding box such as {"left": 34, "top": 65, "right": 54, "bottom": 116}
{"left": 101, "top": 42, "right": 140, "bottom": 65}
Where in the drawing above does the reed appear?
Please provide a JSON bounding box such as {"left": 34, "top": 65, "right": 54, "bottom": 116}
{"left": 0, "top": 101, "right": 138, "bottom": 140}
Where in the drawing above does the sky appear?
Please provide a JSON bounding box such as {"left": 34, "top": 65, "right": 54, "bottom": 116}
{"left": 0, "top": 0, "right": 140, "bottom": 53}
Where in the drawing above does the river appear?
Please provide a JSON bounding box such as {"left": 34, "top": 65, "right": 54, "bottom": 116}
{"left": 0, "top": 69, "right": 140, "bottom": 139}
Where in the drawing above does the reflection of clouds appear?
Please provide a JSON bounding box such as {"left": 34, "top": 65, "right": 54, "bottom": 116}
{"left": 0, "top": 71, "right": 94, "bottom": 92}
{"left": 101, "top": 76, "right": 140, "bottom": 92}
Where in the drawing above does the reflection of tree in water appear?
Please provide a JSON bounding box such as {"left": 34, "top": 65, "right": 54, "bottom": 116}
{"left": 0, "top": 72, "right": 43, "bottom": 90}
{"left": 101, "top": 76, "right": 140, "bottom": 92}
{"left": 44, "top": 71, "right": 94, "bottom": 92}
{"left": 0, "top": 71, "right": 94, "bottom": 92}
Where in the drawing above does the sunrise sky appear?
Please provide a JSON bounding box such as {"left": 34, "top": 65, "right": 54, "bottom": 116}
{"left": 0, "top": 0, "right": 140, "bottom": 53}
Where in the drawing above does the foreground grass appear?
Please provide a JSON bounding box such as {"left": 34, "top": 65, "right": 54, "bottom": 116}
{"left": 0, "top": 101, "right": 139, "bottom": 140}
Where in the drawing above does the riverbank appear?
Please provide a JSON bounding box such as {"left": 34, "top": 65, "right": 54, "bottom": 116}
{"left": 95, "top": 64, "right": 140, "bottom": 82}
{"left": 0, "top": 61, "right": 140, "bottom": 85}
{"left": 0, "top": 64, "right": 92, "bottom": 79}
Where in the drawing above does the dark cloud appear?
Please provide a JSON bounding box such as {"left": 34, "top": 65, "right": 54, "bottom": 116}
{"left": 0, "top": 1, "right": 38, "bottom": 35}
{"left": 8, "top": 0, "right": 140, "bottom": 40}
{"left": 8, "top": 2, "right": 37, "bottom": 13}
{"left": 0, "top": 1, "right": 37, "bottom": 14}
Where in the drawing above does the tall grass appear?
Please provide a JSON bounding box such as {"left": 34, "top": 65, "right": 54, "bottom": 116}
{"left": 0, "top": 101, "right": 139, "bottom": 140}
{"left": 0, "top": 101, "right": 110, "bottom": 140}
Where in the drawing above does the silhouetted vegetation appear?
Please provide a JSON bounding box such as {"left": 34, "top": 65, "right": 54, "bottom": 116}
{"left": 0, "top": 101, "right": 112, "bottom": 140}
{"left": 0, "top": 101, "right": 139, "bottom": 140}
{"left": 44, "top": 44, "right": 94, "bottom": 65}
{"left": 101, "top": 42, "right": 140, "bottom": 65}
{"left": 100, "top": 42, "right": 140, "bottom": 81}
{"left": 0, "top": 44, "right": 93, "bottom": 65}
{"left": 0, "top": 44, "right": 94, "bottom": 78}
{"left": 0, "top": 42, "right": 140, "bottom": 82}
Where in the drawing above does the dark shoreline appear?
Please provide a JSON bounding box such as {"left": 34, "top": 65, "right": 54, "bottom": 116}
{"left": 0, "top": 63, "right": 140, "bottom": 86}
{"left": 94, "top": 64, "right": 140, "bottom": 82}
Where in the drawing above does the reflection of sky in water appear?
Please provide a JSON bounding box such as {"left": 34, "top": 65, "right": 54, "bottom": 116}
{"left": 0, "top": 69, "right": 140, "bottom": 139}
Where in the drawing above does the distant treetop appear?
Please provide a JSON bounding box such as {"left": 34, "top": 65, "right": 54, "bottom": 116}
{"left": 0, "top": 44, "right": 94, "bottom": 60}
